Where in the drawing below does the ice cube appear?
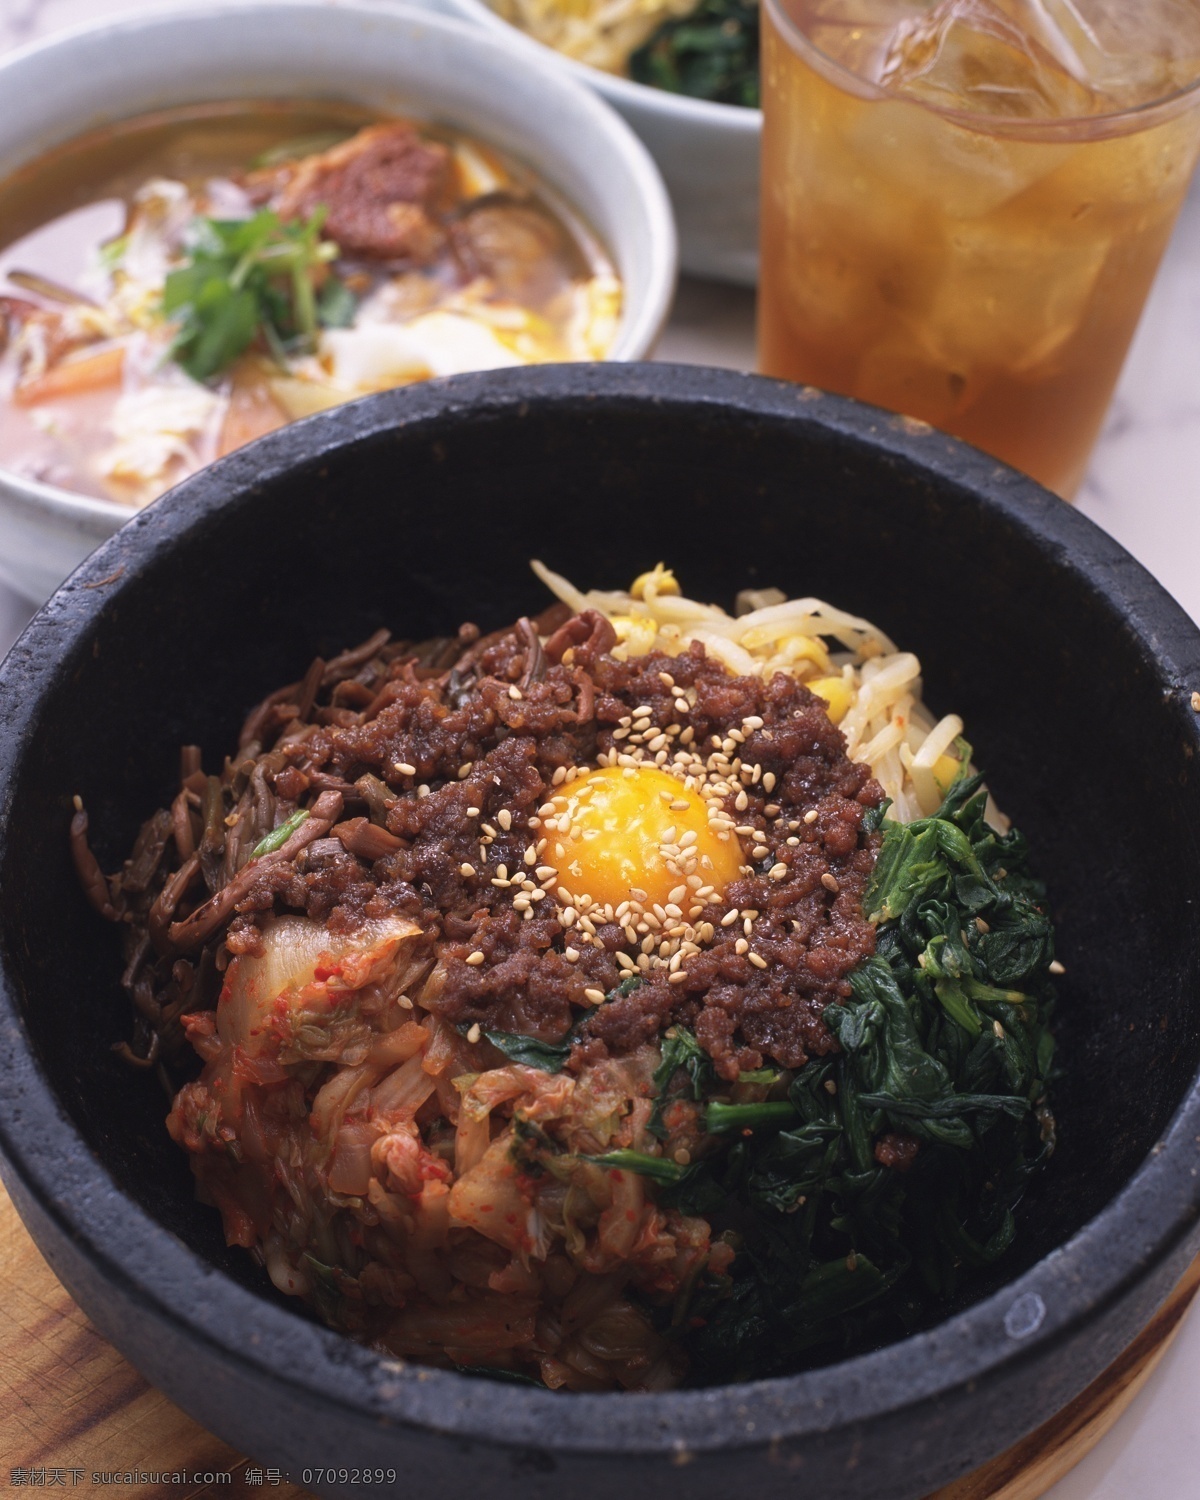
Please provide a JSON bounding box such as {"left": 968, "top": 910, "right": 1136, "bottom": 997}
{"left": 1034, "top": 0, "right": 1200, "bottom": 110}
{"left": 838, "top": 89, "right": 1077, "bottom": 216}
{"left": 877, "top": 0, "right": 1100, "bottom": 119}
{"left": 921, "top": 211, "right": 1112, "bottom": 372}
{"left": 805, "top": 0, "right": 1200, "bottom": 117}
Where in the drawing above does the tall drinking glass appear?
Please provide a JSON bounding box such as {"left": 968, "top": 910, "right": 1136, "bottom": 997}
{"left": 758, "top": 1, "right": 1200, "bottom": 497}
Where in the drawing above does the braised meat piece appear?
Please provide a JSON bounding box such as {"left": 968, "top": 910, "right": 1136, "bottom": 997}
{"left": 264, "top": 122, "right": 451, "bottom": 262}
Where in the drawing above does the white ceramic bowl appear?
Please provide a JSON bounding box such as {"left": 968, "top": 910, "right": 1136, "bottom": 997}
{"left": 438, "top": 0, "right": 760, "bottom": 286}
{"left": 0, "top": 0, "right": 676, "bottom": 603}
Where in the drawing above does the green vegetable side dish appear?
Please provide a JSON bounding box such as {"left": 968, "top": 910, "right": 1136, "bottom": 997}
{"left": 519, "top": 774, "right": 1057, "bottom": 1382}
{"left": 163, "top": 208, "right": 356, "bottom": 382}
{"left": 630, "top": 0, "right": 760, "bottom": 107}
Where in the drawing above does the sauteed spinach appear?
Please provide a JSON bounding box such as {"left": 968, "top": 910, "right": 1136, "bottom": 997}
{"left": 630, "top": 0, "right": 760, "bottom": 108}
{"left": 614, "top": 775, "right": 1057, "bottom": 1380}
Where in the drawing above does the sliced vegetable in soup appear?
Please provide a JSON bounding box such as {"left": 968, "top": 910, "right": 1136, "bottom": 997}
{"left": 0, "top": 102, "right": 621, "bottom": 506}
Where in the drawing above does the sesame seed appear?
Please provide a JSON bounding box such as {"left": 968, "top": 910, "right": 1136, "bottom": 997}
{"left": 770, "top": 863, "right": 789, "bottom": 881}
{"left": 467, "top": 806, "right": 480, "bottom": 817}
{"left": 561, "top": 906, "right": 578, "bottom": 926}
{"left": 466, "top": 951, "right": 485, "bottom": 966}
{"left": 584, "top": 987, "right": 606, "bottom": 1004}
{"left": 524, "top": 845, "right": 537, "bottom": 865}
{"left": 763, "top": 772, "right": 777, "bottom": 793}
{"left": 993, "top": 1020, "right": 1006, "bottom": 1039}
{"left": 508, "top": 685, "right": 523, "bottom": 700}
{"left": 976, "top": 917, "right": 991, "bottom": 933}
{"left": 459, "top": 863, "right": 476, "bottom": 877}
{"left": 497, "top": 809, "right": 513, "bottom": 831}
{"left": 458, "top": 762, "right": 473, "bottom": 778}
{"left": 398, "top": 995, "right": 414, "bottom": 1010}
{"left": 552, "top": 767, "right": 567, "bottom": 786}
{"left": 669, "top": 971, "right": 689, "bottom": 985}
{"left": 721, "top": 909, "right": 739, "bottom": 926}
{"left": 824, "top": 1079, "right": 838, "bottom": 1095}
{"left": 395, "top": 762, "right": 416, "bottom": 776}
{"left": 743, "top": 715, "right": 764, "bottom": 730}
{"left": 735, "top": 790, "right": 749, "bottom": 812}
{"left": 467, "top": 1023, "right": 482, "bottom": 1043}
{"left": 804, "top": 809, "right": 819, "bottom": 825}
{"left": 735, "top": 938, "right": 749, "bottom": 955}
{"left": 481, "top": 823, "right": 497, "bottom": 838}
{"left": 1192, "top": 691, "right": 1200, "bottom": 712}
{"left": 821, "top": 873, "right": 840, "bottom": 894}
{"left": 1049, "top": 959, "right": 1066, "bottom": 975}
{"left": 417, "top": 784, "right": 430, "bottom": 799}
{"left": 748, "top": 952, "right": 768, "bottom": 969}
{"left": 679, "top": 830, "right": 698, "bottom": 848}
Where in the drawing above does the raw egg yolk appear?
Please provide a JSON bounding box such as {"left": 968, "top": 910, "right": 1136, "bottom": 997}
{"left": 545, "top": 766, "right": 744, "bottom": 910}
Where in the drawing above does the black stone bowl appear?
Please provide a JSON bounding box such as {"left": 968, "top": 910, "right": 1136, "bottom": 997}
{"left": 1, "top": 364, "right": 1199, "bottom": 1500}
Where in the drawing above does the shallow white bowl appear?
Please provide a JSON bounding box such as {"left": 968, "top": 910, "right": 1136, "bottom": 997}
{"left": 0, "top": 0, "right": 677, "bottom": 603}
{"left": 439, "top": 0, "right": 761, "bottom": 286}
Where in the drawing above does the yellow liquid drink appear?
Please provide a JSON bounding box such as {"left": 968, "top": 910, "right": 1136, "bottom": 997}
{"left": 758, "top": 0, "right": 1200, "bottom": 497}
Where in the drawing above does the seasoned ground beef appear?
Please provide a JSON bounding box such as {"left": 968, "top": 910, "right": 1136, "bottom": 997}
{"left": 220, "top": 607, "right": 883, "bottom": 1080}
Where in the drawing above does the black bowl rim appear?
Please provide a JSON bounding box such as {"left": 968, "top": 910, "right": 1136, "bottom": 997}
{"left": 2, "top": 362, "right": 1200, "bottom": 1456}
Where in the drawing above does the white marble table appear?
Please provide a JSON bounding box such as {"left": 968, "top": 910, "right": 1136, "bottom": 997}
{"left": 1, "top": 2, "right": 1198, "bottom": 1497}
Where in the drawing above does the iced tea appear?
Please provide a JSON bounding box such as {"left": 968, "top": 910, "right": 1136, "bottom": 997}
{"left": 758, "top": 0, "right": 1200, "bottom": 496}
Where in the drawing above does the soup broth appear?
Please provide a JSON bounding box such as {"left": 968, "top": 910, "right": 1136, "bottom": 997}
{"left": 0, "top": 102, "right": 620, "bottom": 505}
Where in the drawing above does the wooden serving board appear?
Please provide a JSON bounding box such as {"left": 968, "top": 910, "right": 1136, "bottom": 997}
{"left": 1, "top": 1176, "right": 1196, "bottom": 1500}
